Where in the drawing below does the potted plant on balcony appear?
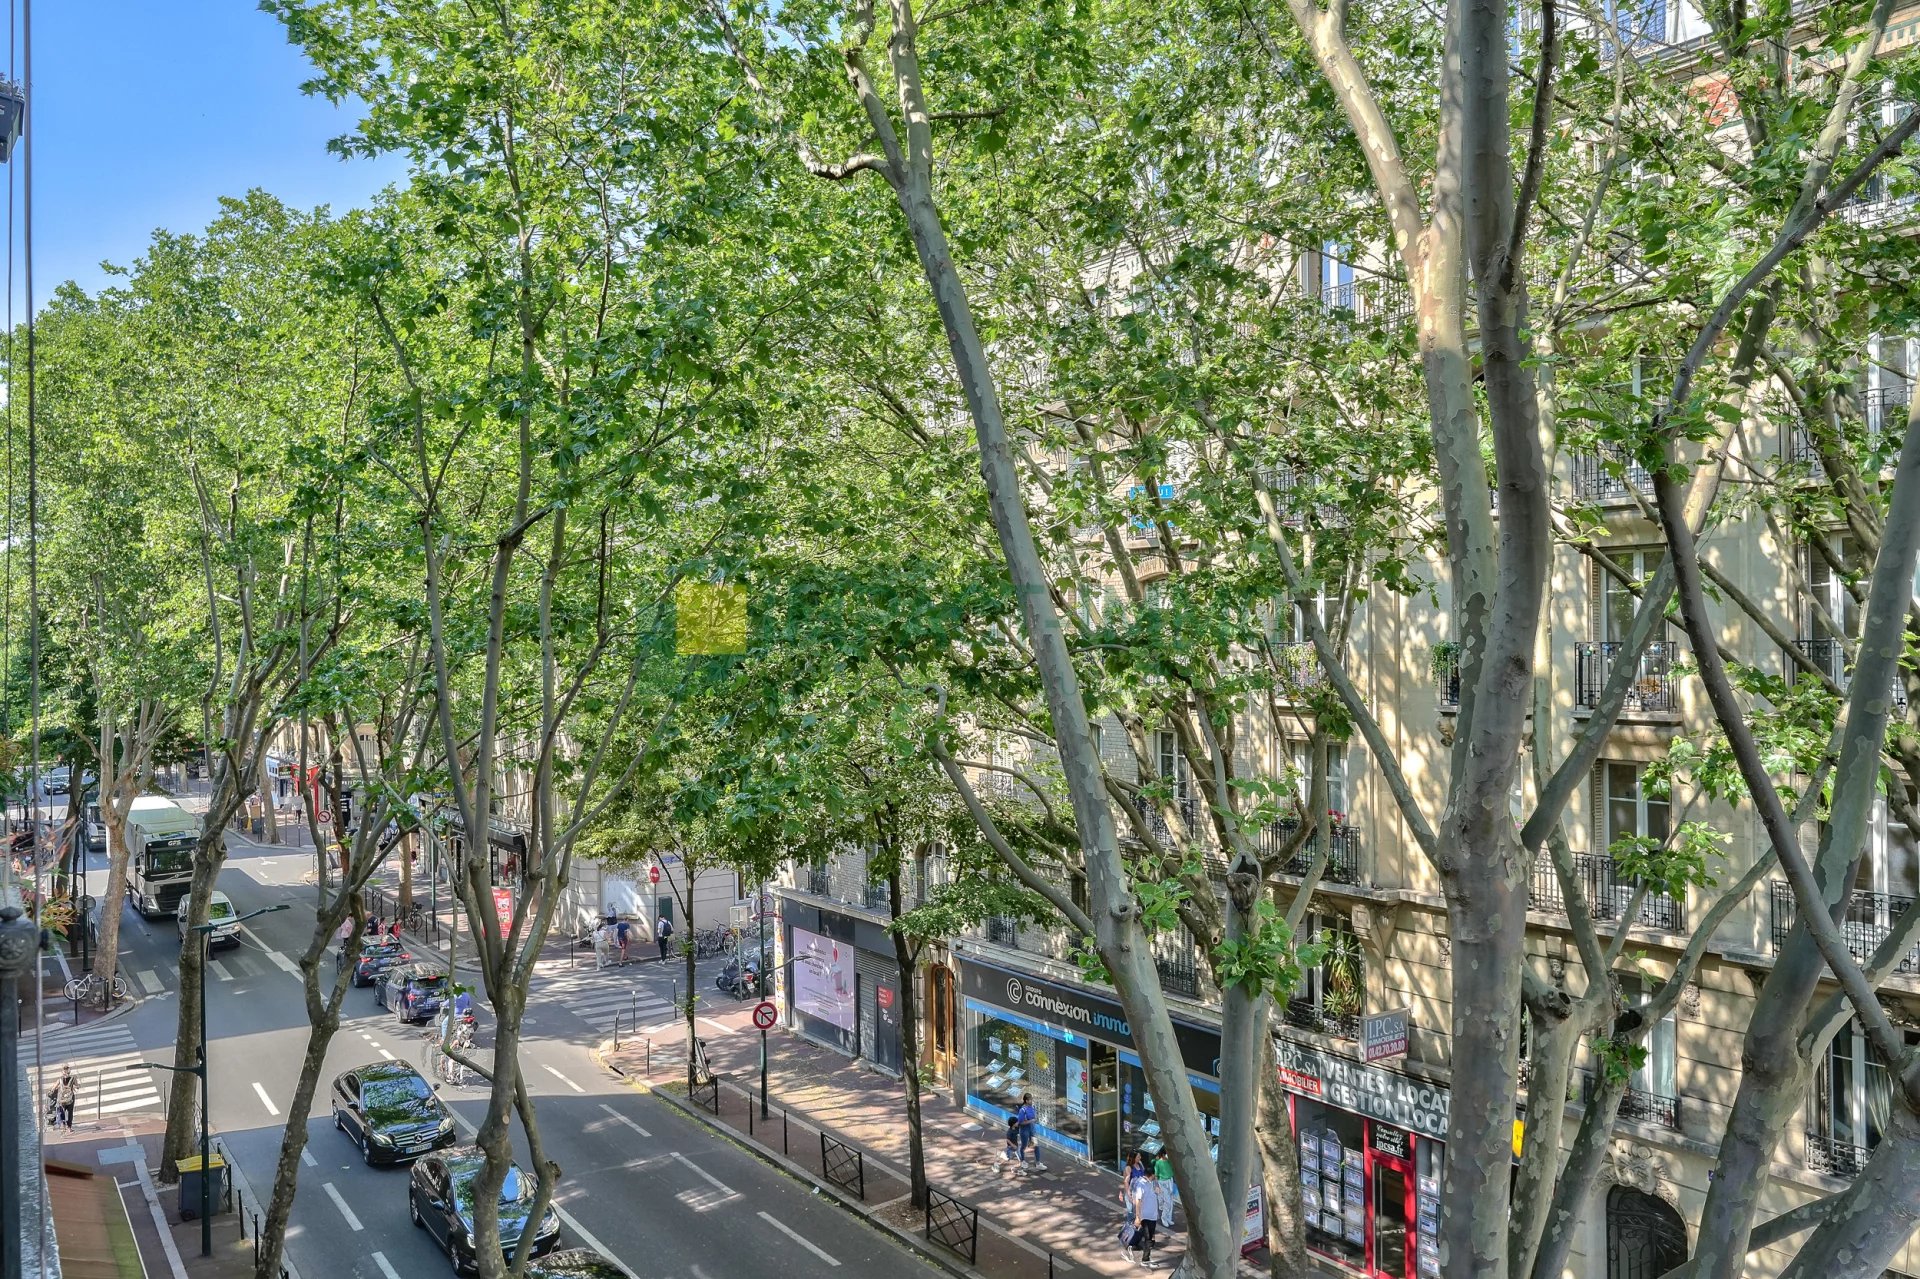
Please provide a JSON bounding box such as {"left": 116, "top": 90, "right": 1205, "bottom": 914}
{"left": 1428, "top": 639, "right": 1461, "bottom": 677}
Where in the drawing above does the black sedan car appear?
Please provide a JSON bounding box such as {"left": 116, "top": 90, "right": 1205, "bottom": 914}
{"left": 351, "top": 936, "right": 411, "bottom": 988}
{"left": 409, "top": 1147, "right": 562, "bottom": 1274}
{"left": 526, "top": 1251, "right": 634, "bottom": 1278}
{"left": 378, "top": 963, "right": 451, "bottom": 1023}
{"left": 330, "top": 1061, "right": 457, "bottom": 1166}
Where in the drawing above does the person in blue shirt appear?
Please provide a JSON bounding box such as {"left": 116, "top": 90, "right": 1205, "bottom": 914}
{"left": 1015, "top": 1093, "right": 1043, "bottom": 1170}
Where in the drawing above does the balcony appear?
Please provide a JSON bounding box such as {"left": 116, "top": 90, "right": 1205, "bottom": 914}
{"left": 1769, "top": 880, "right": 1919, "bottom": 974}
{"left": 1435, "top": 648, "right": 1462, "bottom": 712}
{"left": 1260, "top": 817, "right": 1363, "bottom": 885}
{"left": 985, "top": 915, "right": 1019, "bottom": 947}
{"left": 1140, "top": 788, "right": 1203, "bottom": 847}
{"left": 1866, "top": 382, "right": 1912, "bottom": 436}
{"left": 1805, "top": 1131, "right": 1874, "bottom": 1178}
{"left": 1791, "top": 636, "right": 1909, "bottom": 710}
{"left": 1531, "top": 852, "right": 1687, "bottom": 932}
{"left": 806, "top": 863, "right": 831, "bottom": 897}
{"left": 1283, "top": 995, "right": 1361, "bottom": 1040}
{"left": 1257, "top": 465, "right": 1348, "bottom": 528}
{"left": 1618, "top": 1086, "right": 1681, "bottom": 1129}
{"left": 1576, "top": 640, "right": 1680, "bottom": 713}
{"left": 1571, "top": 445, "right": 1656, "bottom": 502}
{"left": 1151, "top": 927, "right": 1201, "bottom": 998}
{"left": 864, "top": 880, "right": 892, "bottom": 912}
{"left": 1838, "top": 188, "right": 1919, "bottom": 231}
{"left": 1317, "top": 276, "right": 1413, "bottom": 327}
{"left": 1271, "top": 640, "right": 1328, "bottom": 691}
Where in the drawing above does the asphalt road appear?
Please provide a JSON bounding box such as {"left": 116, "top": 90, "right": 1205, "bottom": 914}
{"left": 39, "top": 830, "right": 937, "bottom": 1279}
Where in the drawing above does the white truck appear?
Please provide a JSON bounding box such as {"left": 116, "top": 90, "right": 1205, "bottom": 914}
{"left": 124, "top": 795, "right": 202, "bottom": 917}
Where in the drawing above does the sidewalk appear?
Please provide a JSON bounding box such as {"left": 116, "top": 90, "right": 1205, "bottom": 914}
{"left": 41, "top": 1118, "right": 283, "bottom": 1279}
{"left": 594, "top": 1004, "right": 1281, "bottom": 1279}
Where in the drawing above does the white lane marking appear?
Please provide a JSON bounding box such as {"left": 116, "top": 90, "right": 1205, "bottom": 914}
{"left": 542, "top": 1064, "right": 585, "bottom": 1094}
{"left": 757, "top": 1211, "right": 840, "bottom": 1266}
{"left": 238, "top": 923, "right": 301, "bottom": 974}
{"left": 450, "top": 1109, "right": 477, "bottom": 1137}
{"left": 136, "top": 969, "right": 162, "bottom": 994}
{"left": 323, "top": 1182, "right": 363, "bottom": 1231}
{"left": 597, "top": 1102, "right": 650, "bottom": 1138}
{"left": 208, "top": 960, "right": 234, "bottom": 982}
{"left": 252, "top": 1082, "right": 279, "bottom": 1115}
{"left": 301, "top": 1149, "right": 316, "bottom": 1168}
{"left": 378, "top": 1049, "right": 395, "bottom": 1061}
{"left": 360, "top": 1033, "right": 374, "bottom": 1041}
{"left": 372, "top": 1252, "right": 402, "bottom": 1279}
{"left": 551, "top": 1202, "right": 618, "bottom": 1267}
{"left": 671, "top": 1152, "right": 734, "bottom": 1196}
{"left": 696, "top": 1017, "right": 734, "bottom": 1037}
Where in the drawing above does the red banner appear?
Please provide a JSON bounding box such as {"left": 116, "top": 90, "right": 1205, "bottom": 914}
{"left": 492, "top": 887, "right": 514, "bottom": 937}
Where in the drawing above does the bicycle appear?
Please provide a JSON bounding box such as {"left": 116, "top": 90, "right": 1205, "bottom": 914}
{"left": 691, "top": 925, "right": 729, "bottom": 958}
{"left": 63, "top": 973, "right": 130, "bottom": 1008}
{"left": 399, "top": 902, "right": 427, "bottom": 933}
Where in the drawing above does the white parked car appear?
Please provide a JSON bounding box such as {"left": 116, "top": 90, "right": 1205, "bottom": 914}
{"left": 178, "top": 890, "right": 241, "bottom": 949}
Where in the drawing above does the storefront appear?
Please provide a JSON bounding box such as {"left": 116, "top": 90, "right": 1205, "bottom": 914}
{"left": 955, "top": 957, "right": 1222, "bottom": 1171}
{"left": 782, "top": 902, "right": 903, "bottom": 1072}
{"left": 1276, "top": 1040, "right": 1451, "bottom": 1279}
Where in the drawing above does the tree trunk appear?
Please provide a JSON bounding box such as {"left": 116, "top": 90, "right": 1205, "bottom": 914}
{"left": 161, "top": 793, "right": 241, "bottom": 1180}
{"left": 90, "top": 804, "right": 134, "bottom": 989}
{"left": 886, "top": 864, "right": 928, "bottom": 1209}
{"left": 684, "top": 889, "right": 699, "bottom": 1090}
{"left": 400, "top": 829, "right": 414, "bottom": 913}
{"left": 258, "top": 766, "right": 279, "bottom": 846}
{"left": 255, "top": 916, "right": 357, "bottom": 1279}
{"left": 1256, "top": 1041, "right": 1312, "bottom": 1278}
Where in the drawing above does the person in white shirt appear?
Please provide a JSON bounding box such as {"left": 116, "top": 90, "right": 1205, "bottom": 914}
{"left": 1128, "top": 1168, "right": 1161, "bottom": 1266}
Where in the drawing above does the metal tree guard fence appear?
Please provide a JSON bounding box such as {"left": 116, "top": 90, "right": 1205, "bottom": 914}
{"left": 925, "top": 1185, "right": 980, "bottom": 1264}
{"left": 820, "top": 1132, "right": 866, "bottom": 1199}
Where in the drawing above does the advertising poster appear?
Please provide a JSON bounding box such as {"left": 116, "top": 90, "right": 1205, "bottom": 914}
{"left": 1066, "top": 1057, "right": 1089, "bottom": 1119}
{"left": 491, "top": 887, "right": 514, "bottom": 937}
{"left": 790, "top": 926, "right": 855, "bottom": 1030}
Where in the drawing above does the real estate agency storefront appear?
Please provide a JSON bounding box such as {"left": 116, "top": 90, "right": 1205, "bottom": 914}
{"left": 1275, "top": 1039, "right": 1452, "bottom": 1279}
{"left": 955, "top": 957, "right": 1226, "bottom": 1171}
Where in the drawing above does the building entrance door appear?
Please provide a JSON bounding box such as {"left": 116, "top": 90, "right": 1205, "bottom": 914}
{"left": 1369, "top": 1150, "right": 1414, "bottom": 1279}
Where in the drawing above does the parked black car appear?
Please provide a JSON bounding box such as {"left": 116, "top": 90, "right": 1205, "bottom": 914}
{"left": 525, "top": 1250, "right": 635, "bottom": 1278}
{"left": 378, "top": 962, "right": 450, "bottom": 1023}
{"left": 330, "top": 1061, "right": 456, "bottom": 1166}
{"left": 351, "top": 936, "right": 411, "bottom": 988}
{"left": 409, "top": 1146, "right": 562, "bottom": 1274}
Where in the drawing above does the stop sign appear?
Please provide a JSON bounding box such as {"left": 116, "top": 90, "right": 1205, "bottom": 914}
{"left": 648, "top": 864, "right": 660, "bottom": 884}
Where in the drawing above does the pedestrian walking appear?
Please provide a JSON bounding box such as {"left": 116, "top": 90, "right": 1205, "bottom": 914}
{"left": 1120, "top": 1151, "right": 1147, "bottom": 1207}
{"left": 614, "top": 916, "right": 632, "bottom": 964}
{"left": 655, "top": 914, "right": 674, "bottom": 961}
{"left": 1153, "top": 1155, "right": 1177, "bottom": 1230}
{"left": 593, "top": 920, "right": 614, "bottom": 970}
{"left": 1128, "top": 1164, "right": 1161, "bottom": 1266}
{"left": 1003, "top": 1112, "right": 1021, "bottom": 1162}
{"left": 49, "top": 1066, "right": 76, "bottom": 1131}
{"left": 1015, "top": 1093, "right": 1043, "bottom": 1169}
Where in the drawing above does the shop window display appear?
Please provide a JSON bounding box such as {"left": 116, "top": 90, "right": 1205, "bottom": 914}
{"left": 1117, "top": 1054, "right": 1222, "bottom": 1170}
{"left": 964, "top": 1004, "right": 1089, "bottom": 1155}
{"left": 1295, "top": 1098, "right": 1366, "bottom": 1270}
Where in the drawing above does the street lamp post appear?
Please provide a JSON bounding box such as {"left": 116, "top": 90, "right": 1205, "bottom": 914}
{"left": 145, "top": 902, "right": 289, "bottom": 1256}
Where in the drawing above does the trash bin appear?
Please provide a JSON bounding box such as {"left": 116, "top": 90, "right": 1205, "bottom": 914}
{"left": 176, "top": 1153, "right": 228, "bottom": 1221}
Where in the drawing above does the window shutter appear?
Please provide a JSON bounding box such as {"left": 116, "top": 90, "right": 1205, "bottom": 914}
{"left": 1590, "top": 765, "right": 1607, "bottom": 855}
{"left": 1588, "top": 558, "right": 1604, "bottom": 641}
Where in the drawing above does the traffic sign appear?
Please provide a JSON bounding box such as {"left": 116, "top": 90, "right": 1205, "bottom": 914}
{"left": 318, "top": 810, "right": 333, "bottom": 825}
{"left": 648, "top": 864, "right": 661, "bottom": 884}
{"left": 752, "top": 1001, "right": 778, "bottom": 1030}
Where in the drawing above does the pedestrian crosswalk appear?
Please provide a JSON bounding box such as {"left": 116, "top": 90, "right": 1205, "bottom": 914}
{"left": 16, "top": 1021, "right": 164, "bottom": 1122}
{"left": 537, "top": 970, "right": 675, "bottom": 1038}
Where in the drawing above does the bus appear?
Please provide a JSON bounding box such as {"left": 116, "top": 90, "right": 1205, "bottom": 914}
{"left": 125, "top": 796, "right": 201, "bottom": 917}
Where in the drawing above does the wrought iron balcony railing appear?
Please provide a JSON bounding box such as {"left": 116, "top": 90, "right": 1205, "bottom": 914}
{"left": 1260, "top": 818, "right": 1363, "bottom": 885}
{"left": 1769, "top": 880, "right": 1920, "bottom": 975}
{"left": 1791, "top": 635, "right": 1909, "bottom": 710}
{"left": 1805, "top": 1131, "right": 1874, "bottom": 1178}
{"left": 1576, "top": 640, "right": 1679, "bottom": 713}
{"left": 1531, "top": 852, "right": 1686, "bottom": 932}
{"left": 1283, "top": 995, "right": 1361, "bottom": 1041}
{"left": 1571, "top": 444, "right": 1656, "bottom": 502}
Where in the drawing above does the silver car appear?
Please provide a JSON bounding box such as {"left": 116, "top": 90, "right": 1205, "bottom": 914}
{"left": 177, "top": 890, "right": 242, "bottom": 949}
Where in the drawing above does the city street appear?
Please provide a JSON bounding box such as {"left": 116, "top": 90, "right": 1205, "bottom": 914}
{"left": 26, "top": 827, "right": 933, "bottom": 1279}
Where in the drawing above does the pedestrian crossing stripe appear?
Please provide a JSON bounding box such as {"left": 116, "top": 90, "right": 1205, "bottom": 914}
{"left": 18, "top": 1024, "right": 164, "bottom": 1118}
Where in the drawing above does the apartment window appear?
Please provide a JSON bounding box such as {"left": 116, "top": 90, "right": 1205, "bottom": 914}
{"left": 1612, "top": 0, "right": 1668, "bottom": 47}
{"left": 1864, "top": 334, "right": 1916, "bottom": 435}
{"left": 1320, "top": 242, "right": 1356, "bottom": 302}
{"left": 1288, "top": 913, "right": 1363, "bottom": 1038}
{"left": 1156, "top": 730, "right": 1192, "bottom": 804}
{"left": 1626, "top": 978, "right": 1677, "bottom": 1104}
{"left": 1604, "top": 763, "right": 1670, "bottom": 851}
{"left": 1806, "top": 534, "right": 1863, "bottom": 645}
{"left": 1293, "top": 743, "right": 1349, "bottom": 817}
{"left": 1811, "top": 1020, "right": 1895, "bottom": 1173}
{"left": 1860, "top": 798, "right": 1920, "bottom": 903}
{"left": 1599, "top": 549, "right": 1665, "bottom": 644}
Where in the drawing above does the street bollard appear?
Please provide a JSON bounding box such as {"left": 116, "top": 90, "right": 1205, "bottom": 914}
{"left": 782, "top": 1109, "right": 788, "bottom": 1156}
{"left": 645, "top": 1039, "right": 651, "bottom": 1077}
{"left": 748, "top": 1091, "right": 754, "bottom": 1137}
{"left": 96, "top": 1071, "right": 102, "bottom": 1123}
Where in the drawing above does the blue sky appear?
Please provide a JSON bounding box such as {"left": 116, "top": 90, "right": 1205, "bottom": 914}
{"left": 14, "top": 1, "right": 406, "bottom": 305}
